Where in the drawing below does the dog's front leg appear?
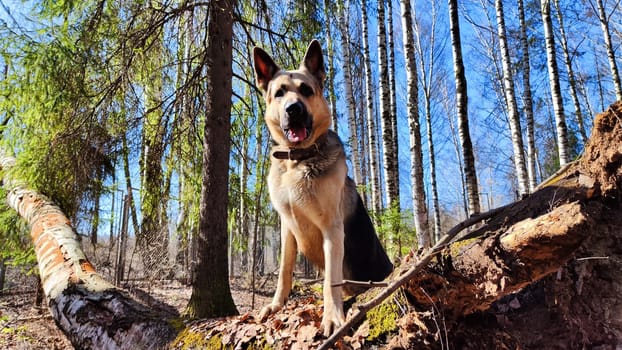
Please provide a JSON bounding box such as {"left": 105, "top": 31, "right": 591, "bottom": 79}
{"left": 320, "top": 222, "right": 345, "bottom": 336}
{"left": 259, "top": 225, "right": 297, "bottom": 320}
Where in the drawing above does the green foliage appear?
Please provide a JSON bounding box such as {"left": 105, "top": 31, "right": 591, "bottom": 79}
{"left": 374, "top": 206, "right": 417, "bottom": 259}
{"left": 541, "top": 122, "right": 581, "bottom": 179}
{"left": 0, "top": 5, "right": 119, "bottom": 220}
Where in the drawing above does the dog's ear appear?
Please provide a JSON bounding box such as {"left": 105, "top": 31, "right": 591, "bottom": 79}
{"left": 253, "top": 46, "right": 280, "bottom": 92}
{"left": 301, "top": 40, "right": 326, "bottom": 89}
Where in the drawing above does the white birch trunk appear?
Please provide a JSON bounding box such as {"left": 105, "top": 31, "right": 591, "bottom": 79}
{"left": 377, "top": 1, "right": 398, "bottom": 211}
{"left": 495, "top": 0, "right": 529, "bottom": 197}
{"left": 595, "top": 0, "right": 622, "bottom": 101}
{"left": 387, "top": 0, "right": 400, "bottom": 211}
{"left": 337, "top": 0, "right": 362, "bottom": 186}
{"left": 518, "top": 0, "right": 538, "bottom": 192}
{"left": 400, "top": 0, "right": 430, "bottom": 249}
{"left": 324, "top": 0, "right": 339, "bottom": 134}
{"left": 541, "top": 0, "right": 570, "bottom": 166}
{"left": 362, "top": 0, "right": 382, "bottom": 219}
{"left": 414, "top": 0, "right": 443, "bottom": 241}
{"left": 553, "top": 0, "right": 588, "bottom": 146}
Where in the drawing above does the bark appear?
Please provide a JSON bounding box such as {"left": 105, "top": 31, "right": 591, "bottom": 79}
{"left": 337, "top": 0, "right": 362, "bottom": 186}
{"left": 377, "top": 0, "right": 398, "bottom": 213}
{"left": 122, "top": 135, "right": 140, "bottom": 239}
{"left": 0, "top": 258, "right": 5, "bottom": 293}
{"left": 361, "top": 0, "right": 382, "bottom": 219}
{"left": 89, "top": 170, "right": 101, "bottom": 246}
{"left": 594, "top": 0, "right": 622, "bottom": 101}
{"left": 553, "top": 0, "right": 588, "bottom": 146}
{"left": 0, "top": 154, "right": 177, "bottom": 349}
{"left": 541, "top": 0, "right": 570, "bottom": 166}
{"left": 518, "top": 0, "right": 538, "bottom": 192}
{"left": 414, "top": 0, "right": 442, "bottom": 241}
{"left": 387, "top": 0, "right": 400, "bottom": 213}
{"left": 185, "top": 0, "right": 238, "bottom": 319}
{"left": 323, "top": 0, "right": 339, "bottom": 134}
{"left": 401, "top": 0, "right": 430, "bottom": 249}
{"left": 448, "top": 0, "right": 480, "bottom": 215}
{"left": 495, "top": 0, "right": 529, "bottom": 197}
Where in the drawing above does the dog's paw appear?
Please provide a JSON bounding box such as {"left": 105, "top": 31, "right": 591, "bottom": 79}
{"left": 258, "top": 303, "right": 283, "bottom": 321}
{"left": 320, "top": 306, "right": 345, "bottom": 337}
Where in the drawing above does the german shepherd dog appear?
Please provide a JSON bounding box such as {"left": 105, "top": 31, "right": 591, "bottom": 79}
{"left": 253, "top": 40, "right": 393, "bottom": 336}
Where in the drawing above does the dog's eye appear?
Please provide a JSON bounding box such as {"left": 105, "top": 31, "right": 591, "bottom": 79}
{"left": 274, "top": 89, "right": 284, "bottom": 98}
{"left": 299, "top": 83, "right": 314, "bottom": 97}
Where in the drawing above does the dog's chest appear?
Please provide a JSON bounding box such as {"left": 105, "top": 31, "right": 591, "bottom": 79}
{"left": 269, "top": 161, "right": 319, "bottom": 209}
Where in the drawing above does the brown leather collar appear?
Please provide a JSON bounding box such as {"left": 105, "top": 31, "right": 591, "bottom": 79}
{"left": 272, "top": 134, "right": 327, "bottom": 161}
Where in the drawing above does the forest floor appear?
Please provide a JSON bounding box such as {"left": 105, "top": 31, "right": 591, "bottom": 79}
{"left": 0, "top": 269, "right": 274, "bottom": 350}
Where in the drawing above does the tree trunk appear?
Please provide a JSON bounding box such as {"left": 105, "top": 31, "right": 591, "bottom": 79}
{"left": 495, "top": 0, "right": 529, "bottom": 197}
{"left": 387, "top": 0, "right": 400, "bottom": 214}
{"left": 414, "top": 0, "right": 442, "bottom": 241}
{"left": 401, "top": 0, "right": 430, "bottom": 249}
{"left": 448, "top": 0, "right": 480, "bottom": 216}
{"left": 594, "top": 0, "right": 622, "bottom": 101}
{"left": 122, "top": 134, "right": 140, "bottom": 238}
{"left": 0, "top": 258, "right": 5, "bottom": 294}
{"left": 377, "top": 0, "right": 399, "bottom": 215}
{"left": 337, "top": 0, "right": 362, "bottom": 186}
{"left": 185, "top": 0, "right": 238, "bottom": 319}
{"left": 541, "top": 0, "right": 570, "bottom": 166}
{"left": 323, "top": 0, "right": 338, "bottom": 134}
{"left": 0, "top": 154, "right": 177, "bottom": 349}
{"left": 361, "top": 0, "right": 382, "bottom": 220}
{"left": 553, "top": 0, "right": 588, "bottom": 146}
{"left": 518, "top": 0, "right": 538, "bottom": 192}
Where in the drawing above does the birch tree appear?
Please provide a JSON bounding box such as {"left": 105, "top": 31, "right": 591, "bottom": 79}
{"left": 518, "top": 0, "right": 539, "bottom": 192}
{"left": 553, "top": 0, "right": 588, "bottom": 145}
{"left": 323, "top": 0, "right": 339, "bottom": 133}
{"left": 377, "top": 1, "right": 399, "bottom": 212}
{"left": 448, "top": 0, "right": 481, "bottom": 215}
{"left": 387, "top": 0, "right": 400, "bottom": 212}
{"left": 592, "top": 0, "right": 622, "bottom": 101}
{"left": 541, "top": 0, "right": 570, "bottom": 166}
{"left": 401, "top": 0, "right": 430, "bottom": 249}
{"left": 495, "top": 0, "right": 529, "bottom": 197}
{"left": 362, "top": 0, "right": 382, "bottom": 218}
{"left": 337, "top": 0, "right": 362, "bottom": 185}
{"left": 414, "top": 0, "right": 443, "bottom": 241}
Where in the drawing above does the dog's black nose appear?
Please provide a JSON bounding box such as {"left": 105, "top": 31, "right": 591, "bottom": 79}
{"left": 285, "top": 101, "right": 306, "bottom": 118}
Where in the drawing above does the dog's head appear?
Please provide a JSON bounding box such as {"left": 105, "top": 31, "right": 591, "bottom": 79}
{"left": 253, "top": 40, "right": 331, "bottom": 149}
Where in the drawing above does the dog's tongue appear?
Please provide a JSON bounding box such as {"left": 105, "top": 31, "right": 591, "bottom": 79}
{"left": 287, "top": 128, "right": 308, "bottom": 142}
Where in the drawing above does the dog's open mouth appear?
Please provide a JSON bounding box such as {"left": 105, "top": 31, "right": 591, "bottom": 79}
{"left": 285, "top": 127, "right": 311, "bottom": 143}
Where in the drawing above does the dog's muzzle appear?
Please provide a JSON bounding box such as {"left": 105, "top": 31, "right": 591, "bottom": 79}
{"left": 282, "top": 101, "right": 312, "bottom": 143}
